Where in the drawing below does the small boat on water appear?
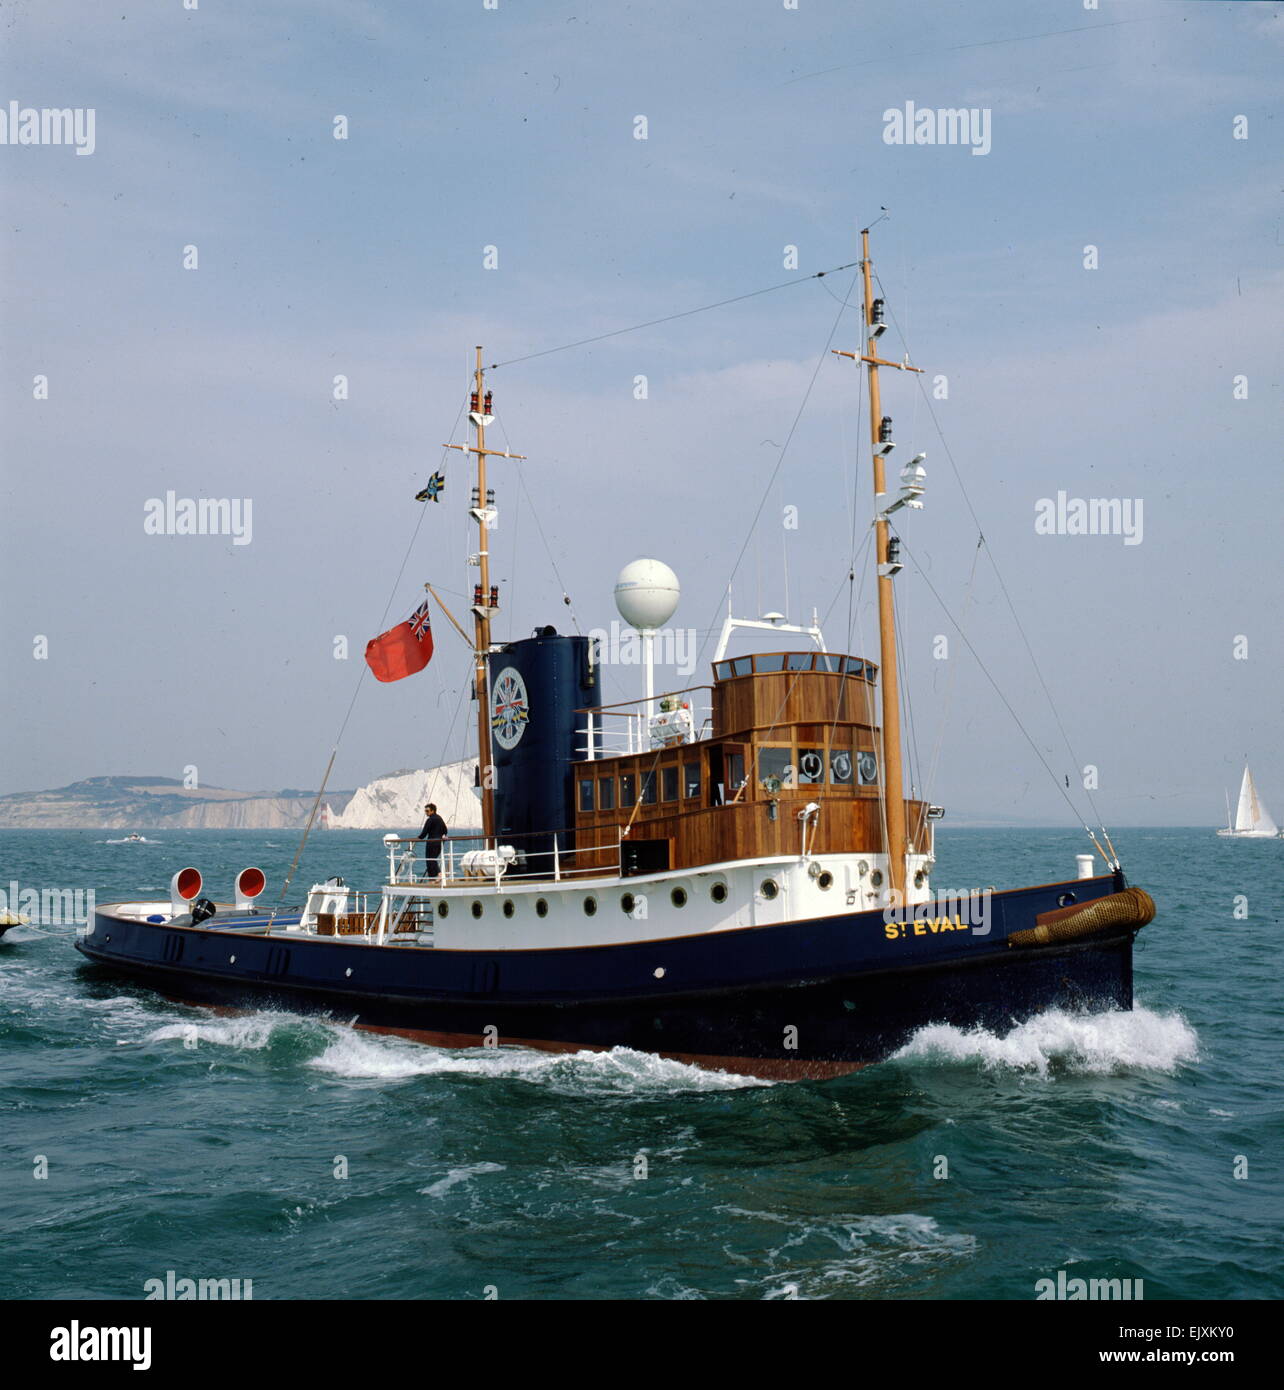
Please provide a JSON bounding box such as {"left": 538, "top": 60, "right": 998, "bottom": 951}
{"left": 0, "top": 911, "right": 29, "bottom": 940}
{"left": 124, "top": 833, "right": 145, "bottom": 843}
{"left": 77, "top": 227, "right": 1157, "bottom": 1079}
{"left": 1217, "top": 765, "right": 1280, "bottom": 838}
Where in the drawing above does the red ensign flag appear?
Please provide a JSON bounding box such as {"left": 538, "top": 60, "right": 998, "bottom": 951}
{"left": 364, "top": 601, "right": 434, "bottom": 683}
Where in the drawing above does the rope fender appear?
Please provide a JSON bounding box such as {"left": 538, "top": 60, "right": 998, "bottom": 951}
{"left": 1008, "top": 886, "right": 1156, "bottom": 949}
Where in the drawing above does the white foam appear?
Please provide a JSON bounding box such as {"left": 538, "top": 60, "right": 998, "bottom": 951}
{"left": 725, "top": 1211, "right": 977, "bottom": 1297}
{"left": 892, "top": 1004, "right": 1198, "bottom": 1077}
{"left": 308, "top": 1027, "right": 770, "bottom": 1093}
{"left": 419, "top": 1162, "right": 506, "bottom": 1197}
{"left": 146, "top": 1012, "right": 290, "bottom": 1051}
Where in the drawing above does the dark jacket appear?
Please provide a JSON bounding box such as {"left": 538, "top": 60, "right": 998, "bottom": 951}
{"left": 417, "top": 813, "right": 448, "bottom": 845}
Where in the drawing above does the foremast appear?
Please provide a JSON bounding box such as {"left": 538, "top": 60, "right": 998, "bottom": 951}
{"left": 445, "top": 346, "right": 525, "bottom": 841}
{"left": 835, "top": 228, "right": 925, "bottom": 902}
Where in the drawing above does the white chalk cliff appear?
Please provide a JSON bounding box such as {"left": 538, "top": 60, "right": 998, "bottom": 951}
{"left": 325, "top": 761, "right": 481, "bottom": 831}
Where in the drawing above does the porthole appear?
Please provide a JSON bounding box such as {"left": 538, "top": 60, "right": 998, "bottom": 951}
{"left": 671, "top": 887, "right": 688, "bottom": 908}
{"left": 869, "top": 870, "right": 884, "bottom": 888}
{"left": 471, "top": 901, "right": 483, "bottom": 919}
{"left": 913, "top": 871, "right": 926, "bottom": 889}
{"left": 584, "top": 896, "right": 598, "bottom": 917}
{"left": 502, "top": 900, "right": 515, "bottom": 918}
{"left": 621, "top": 893, "right": 635, "bottom": 915}
{"left": 710, "top": 882, "right": 728, "bottom": 904}
{"left": 536, "top": 898, "right": 549, "bottom": 918}
{"left": 437, "top": 901, "right": 449, "bottom": 919}
{"left": 1058, "top": 891, "right": 1076, "bottom": 907}
{"left": 760, "top": 879, "right": 779, "bottom": 900}
{"left": 816, "top": 871, "right": 834, "bottom": 891}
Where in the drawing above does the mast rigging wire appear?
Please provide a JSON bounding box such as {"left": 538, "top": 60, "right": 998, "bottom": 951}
{"left": 268, "top": 375, "right": 475, "bottom": 918}
{"left": 874, "top": 273, "right": 1118, "bottom": 854}
{"left": 693, "top": 269, "right": 863, "bottom": 666}
{"left": 897, "top": 535, "right": 1113, "bottom": 865}
{"left": 487, "top": 262, "right": 862, "bottom": 371}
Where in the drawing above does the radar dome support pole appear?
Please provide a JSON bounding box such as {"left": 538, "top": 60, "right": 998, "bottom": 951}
{"left": 643, "top": 629, "right": 655, "bottom": 725}
{"left": 614, "top": 559, "right": 681, "bottom": 750}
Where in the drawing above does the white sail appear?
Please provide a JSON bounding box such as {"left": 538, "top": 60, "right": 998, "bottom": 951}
{"left": 1231, "top": 766, "right": 1279, "bottom": 836}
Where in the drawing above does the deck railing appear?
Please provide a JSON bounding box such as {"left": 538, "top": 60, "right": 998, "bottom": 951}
{"left": 383, "top": 825, "right": 623, "bottom": 888}
{"left": 576, "top": 685, "right": 714, "bottom": 760}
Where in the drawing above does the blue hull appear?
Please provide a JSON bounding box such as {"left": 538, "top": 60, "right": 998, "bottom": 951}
{"left": 76, "top": 874, "right": 1140, "bottom": 1078}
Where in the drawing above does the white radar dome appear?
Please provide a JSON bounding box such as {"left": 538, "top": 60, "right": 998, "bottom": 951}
{"left": 614, "top": 558, "right": 680, "bottom": 632}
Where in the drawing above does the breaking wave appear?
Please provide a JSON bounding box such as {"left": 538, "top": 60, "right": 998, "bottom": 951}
{"left": 892, "top": 1004, "right": 1198, "bottom": 1077}
{"left": 145, "top": 1011, "right": 304, "bottom": 1052}
{"left": 308, "top": 1027, "right": 771, "bottom": 1094}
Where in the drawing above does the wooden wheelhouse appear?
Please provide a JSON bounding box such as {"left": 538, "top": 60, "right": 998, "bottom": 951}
{"left": 572, "top": 649, "right": 933, "bottom": 876}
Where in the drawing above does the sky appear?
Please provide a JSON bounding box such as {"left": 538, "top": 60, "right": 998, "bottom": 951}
{"left": 1, "top": 0, "right": 1281, "bottom": 828}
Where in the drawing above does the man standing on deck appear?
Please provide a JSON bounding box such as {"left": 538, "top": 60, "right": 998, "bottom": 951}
{"left": 416, "top": 803, "right": 448, "bottom": 882}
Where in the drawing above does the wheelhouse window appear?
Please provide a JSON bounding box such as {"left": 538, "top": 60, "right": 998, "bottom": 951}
{"left": 578, "top": 778, "right": 595, "bottom": 813}
{"left": 661, "top": 765, "right": 679, "bottom": 802}
{"left": 797, "top": 748, "right": 825, "bottom": 784}
{"left": 714, "top": 660, "right": 734, "bottom": 681}
{"left": 814, "top": 654, "right": 842, "bottom": 673}
{"left": 620, "top": 773, "right": 637, "bottom": 806}
{"left": 758, "top": 746, "right": 793, "bottom": 788}
{"left": 641, "top": 770, "right": 657, "bottom": 805}
{"left": 754, "top": 653, "right": 785, "bottom": 672}
{"left": 786, "top": 652, "right": 813, "bottom": 671}
{"left": 598, "top": 776, "right": 615, "bottom": 811}
{"left": 682, "top": 760, "right": 701, "bottom": 800}
{"left": 726, "top": 750, "right": 746, "bottom": 795}
{"left": 857, "top": 750, "right": 879, "bottom": 785}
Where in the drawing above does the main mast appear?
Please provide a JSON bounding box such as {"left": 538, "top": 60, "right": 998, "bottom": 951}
{"left": 445, "top": 346, "right": 525, "bottom": 842}
{"left": 834, "top": 228, "right": 924, "bottom": 902}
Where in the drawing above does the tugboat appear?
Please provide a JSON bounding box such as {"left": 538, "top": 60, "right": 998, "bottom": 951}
{"left": 77, "top": 230, "right": 1155, "bottom": 1079}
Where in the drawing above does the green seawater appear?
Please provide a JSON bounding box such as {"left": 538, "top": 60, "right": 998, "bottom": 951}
{"left": 1, "top": 826, "right": 1280, "bottom": 1300}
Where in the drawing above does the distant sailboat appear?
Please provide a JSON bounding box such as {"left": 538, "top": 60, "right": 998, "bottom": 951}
{"left": 1218, "top": 765, "right": 1280, "bottom": 838}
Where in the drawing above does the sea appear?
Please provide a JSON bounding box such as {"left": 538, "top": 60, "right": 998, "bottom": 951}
{"left": 1, "top": 826, "right": 1279, "bottom": 1302}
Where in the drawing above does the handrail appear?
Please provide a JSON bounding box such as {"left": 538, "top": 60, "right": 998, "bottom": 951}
{"left": 381, "top": 826, "right": 624, "bottom": 887}
{"left": 711, "top": 650, "right": 877, "bottom": 682}
{"left": 576, "top": 683, "right": 713, "bottom": 716}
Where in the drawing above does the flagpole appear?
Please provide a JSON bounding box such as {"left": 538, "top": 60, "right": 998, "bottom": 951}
{"left": 423, "top": 582, "right": 473, "bottom": 648}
